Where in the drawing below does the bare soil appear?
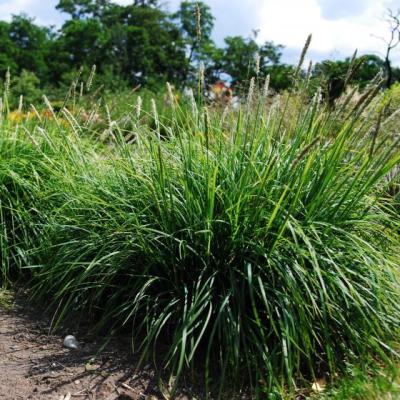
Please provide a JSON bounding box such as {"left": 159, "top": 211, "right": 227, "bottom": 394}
{"left": 0, "top": 293, "right": 190, "bottom": 400}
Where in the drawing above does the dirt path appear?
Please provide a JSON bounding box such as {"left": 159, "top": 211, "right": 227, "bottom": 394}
{"left": 0, "top": 294, "right": 172, "bottom": 400}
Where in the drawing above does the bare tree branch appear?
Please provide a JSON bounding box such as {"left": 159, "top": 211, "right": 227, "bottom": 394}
{"left": 382, "top": 8, "right": 400, "bottom": 87}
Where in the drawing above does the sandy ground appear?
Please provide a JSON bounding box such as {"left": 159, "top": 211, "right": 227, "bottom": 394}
{"left": 0, "top": 294, "right": 189, "bottom": 400}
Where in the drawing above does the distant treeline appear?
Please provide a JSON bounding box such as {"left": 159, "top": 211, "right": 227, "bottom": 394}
{"left": 1, "top": 0, "right": 400, "bottom": 97}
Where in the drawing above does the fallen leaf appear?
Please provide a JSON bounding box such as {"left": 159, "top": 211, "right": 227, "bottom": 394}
{"left": 311, "top": 378, "right": 326, "bottom": 393}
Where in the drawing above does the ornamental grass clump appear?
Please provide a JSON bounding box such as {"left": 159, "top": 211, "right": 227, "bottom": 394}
{"left": 22, "top": 75, "right": 400, "bottom": 396}
{"left": 0, "top": 69, "right": 400, "bottom": 397}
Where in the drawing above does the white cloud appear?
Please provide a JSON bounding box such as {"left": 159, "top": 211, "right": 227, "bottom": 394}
{"left": 0, "top": 0, "right": 63, "bottom": 26}
{"left": 258, "top": 0, "right": 400, "bottom": 65}
{"left": 164, "top": 0, "right": 265, "bottom": 44}
{"left": 317, "top": 0, "right": 372, "bottom": 20}
{"left": 0, "top": 0, "right": 34, "bottom": 17}
{"left": 165, "top": 0, "right": 400, "bottom": 65}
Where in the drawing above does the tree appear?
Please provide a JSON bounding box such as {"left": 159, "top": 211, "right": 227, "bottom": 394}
{"left": 56, "top": 0, "right": 110, "bottom": 19}
{"left": 199, "top": 41, "right": 224, "bottom": 83}
{"left": 56, "top": 0, "right": 158, "bottom": 19}
{"left": 352, "top": 54, "right": 385, "bottom": 87}
{"left": 220, "top": 35, "right": 288, "bottom": 89}
{"left": 221, "top": 36, "right": 259, "bottom": 85}
{"left": 372, "top": 8, "right": 400, "bottom": 87}
{"left": 313, "top": 59, "right": 349, "bottom": 107}
{"left": 312, "top": 54, "right": 389, "bottom": 107}
{"left": 0, "top": 1, "right": 292, "bottom": 92}
{"left": 55, "top": 1, "right": 187, "bottom": 87}
{"left": 173, "top": 1, "right": 215, "bottom": 83}
{"left": 12, "top": 70, "right": 42, "bottom": 108}
{"left": 132, "top": 0, "right": 158, "bottom": 6}
{"left": 57, "top": 18, "right": 108, "bottom": 67}
{"left": 0, "top": 21, "right": 18, "bottom": 77}
{"left": 8, "top": 15, "right": 52, "bottom": 83}
{"left": 267, "top": 64, "right": 295, "bottom": 91}
{"left": 107, "top": 4, "right": 187, "bottom": 85}
{"left": 383, "top": 9, "right": 400, "bottom": 87}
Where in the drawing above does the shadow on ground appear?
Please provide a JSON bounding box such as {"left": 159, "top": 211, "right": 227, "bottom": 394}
{"left": 0, "top": 291, "right": 181, "bottom": 400}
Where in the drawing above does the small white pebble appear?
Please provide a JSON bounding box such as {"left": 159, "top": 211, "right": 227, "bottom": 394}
{"left": 63, "top": 335, "right": 79, "bottom": 350}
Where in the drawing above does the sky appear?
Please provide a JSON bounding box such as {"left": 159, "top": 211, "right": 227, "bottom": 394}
{"left": 0, "top": 0, "right": 399, "bottom": 66}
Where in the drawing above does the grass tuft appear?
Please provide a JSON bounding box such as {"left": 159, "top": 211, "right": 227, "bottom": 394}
{"left": 0, "top": 77, "right": 399, "bottom": 397}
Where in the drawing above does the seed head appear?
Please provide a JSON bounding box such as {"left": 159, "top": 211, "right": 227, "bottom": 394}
{"left": 199, "top": 61, "right": 205, "bottom": 89}
{"left": 187, "top": 88, "right": 198, "bottom": 117}
{"left": 151, "top": 98, "right": 160, "bottom": 137}
{"left": 195, "top": 2, "right": 202, "bottom": 41}
{"left": 255, "top": 53, "right": 260, "bottom": 76}
{"left": 295, "top": 34, "right": 312, "bottom": 76}
{"left": 263, "top": 75, "right": 270, "bottom": 98}
{"left": 86, "top": 65, "right": 96, "bottom": 91}
{"left": 135, "top": 96, "right": 142, "bottom": 119}
{"left": 43, "top": 95, "right": 56, "bottom": 119}
{"left": 247, "top": 77, "right": 255, "bottom": 106}
{"left": 18, "top": 95, "right": 23, "bottom": 112}
{"left": 166, "top": 82, "right": 175, "bottom": 107}
{"left": 4, "top": 68, "right": 11, "bottom": 95}
{"left": 305, "top": 61, "right": 313, "bottom": 82}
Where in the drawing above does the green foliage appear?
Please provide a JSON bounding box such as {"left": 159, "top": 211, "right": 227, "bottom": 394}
{"left": 0, "top": 75, "right": 399, "bottom": 397}
{"left": 54, "top": 2, "right": 187, "bottom": 87}
{"left": 58, "top": 19, "right": 108, "bottom": 67}
{"left": 0, "top": 126, "right": 46, "bottom": 284}
{"left": 381, "top": 82, "right": 400, "bottom": 168}
{"left": 0, "top": 1, "right": 397, "bottom": 94}
{"left": 0, "top": 15, "right": 53, "bottom": 82}
{"left": 353, "top": 55, "right": 385, "bottom": 86}
{"left": 312, "top": 54, "right": 396, "bottom": 107}
{"left": 0, "top": 21, "right": 18, "bottom": 75}
{"left": 56, "top": 0, "right": 158, "bottom": 19}
{"left": 220, "top": 35, "right": 292, "bottom": 89}
{"left": 173, "top": 1, "right": 215, "bottom": 82}
{"left": 11, "top": 70, "right": 42, "bottom": 108}
{"left": 221, "top": 35, "right": 260, "bottom": 85}
{"left": 386, "top": 81, "right": 400, "bottom": 112}
{"left": 56, "top": 0, "right": 106, "bottom": 19}
{"left": 316, "top": 363, "right": 400, "bottom": 399}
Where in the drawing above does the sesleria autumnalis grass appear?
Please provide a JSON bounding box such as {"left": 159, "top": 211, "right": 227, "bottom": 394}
{"left": 0, "top": 61, "right": 400, "bottom": 398}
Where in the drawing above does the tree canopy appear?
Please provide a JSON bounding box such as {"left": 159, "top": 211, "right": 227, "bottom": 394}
{"left": 0, "top": 0, "right": 398, "bottom": 94}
